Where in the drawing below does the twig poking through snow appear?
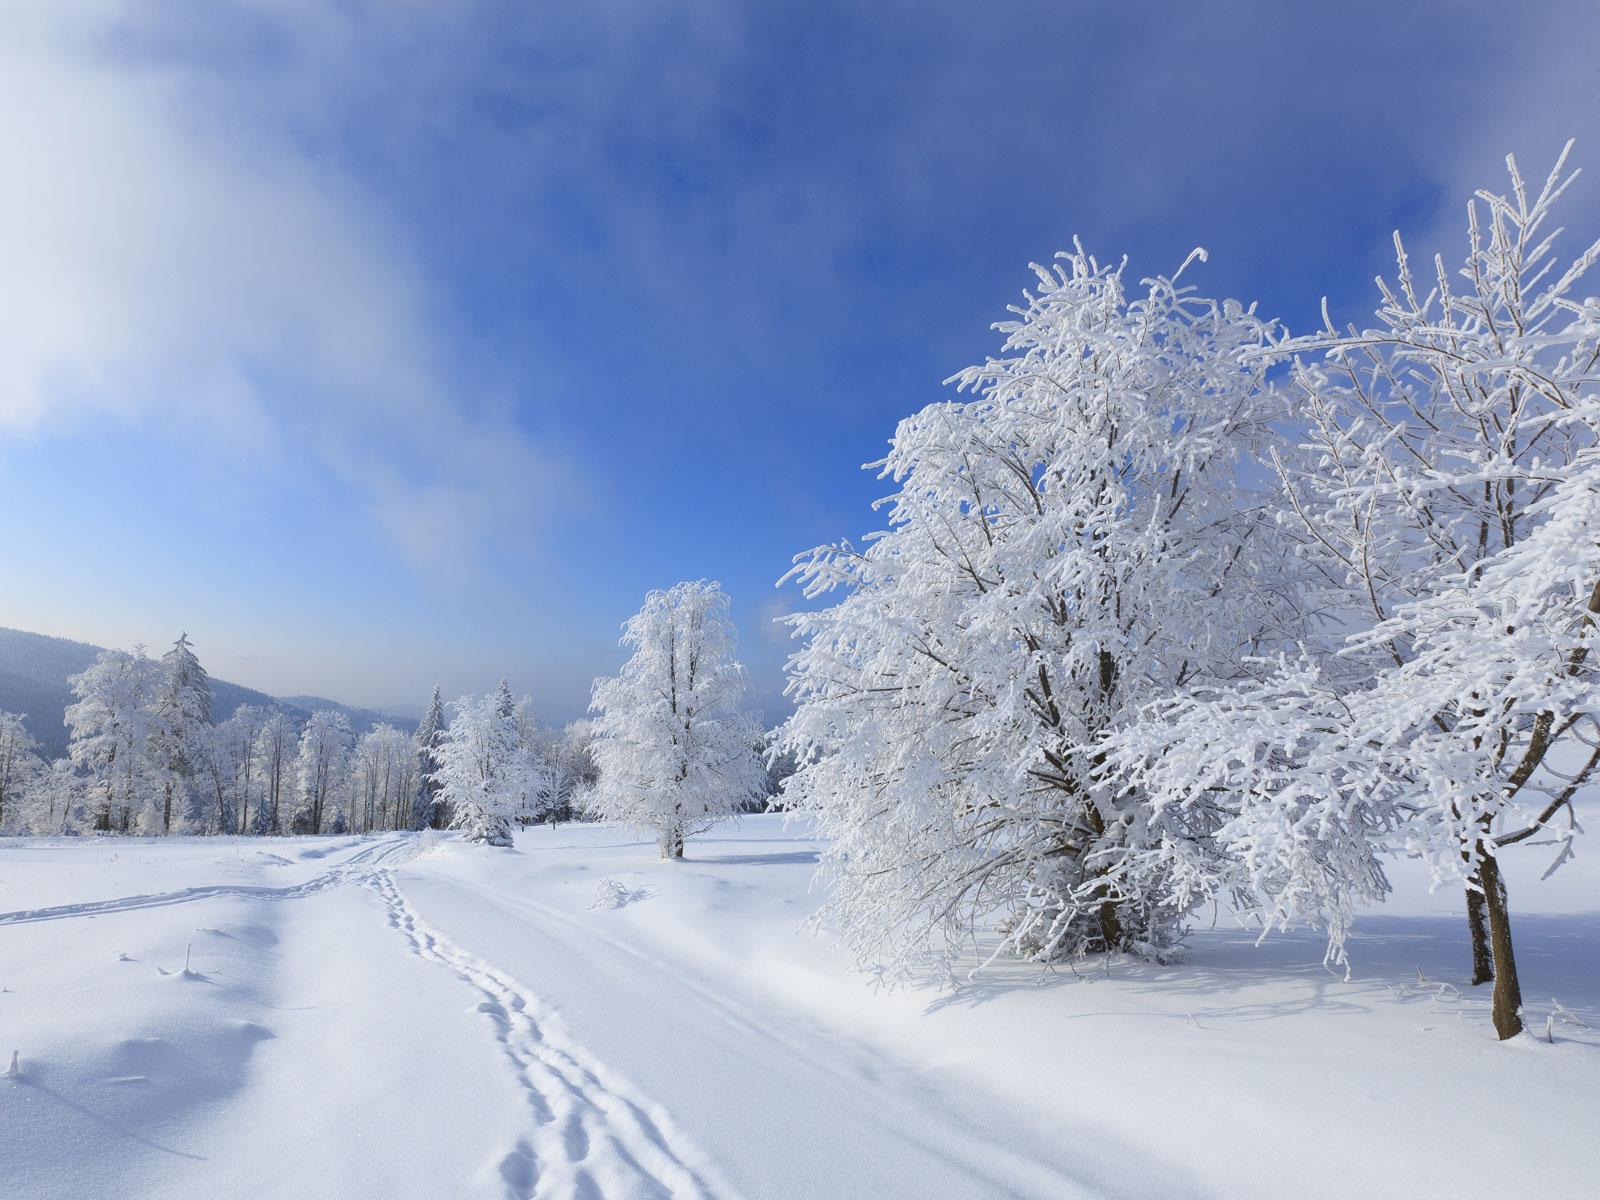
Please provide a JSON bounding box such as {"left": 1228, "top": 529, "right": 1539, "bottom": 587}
{"left": 4, "top": 1050, "right": 18, "bottom": 1079}
{"left": 590, "top": 878, "right": 649, "bottom": 911}
{"left": 1551, "top": 999, "right": 1592, "bottom": 1032}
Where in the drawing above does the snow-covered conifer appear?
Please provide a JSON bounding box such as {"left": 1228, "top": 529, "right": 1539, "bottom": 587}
{"left": 589, "top": 581, "right": 764, "bottom": 858}
{"left": 412, "top": 687, "right": 448, "bottom": 830}
{"left": 430, "top": 683, "right": 523, "bottom": 846}
{"left": 153, "top": 633, "right": 214, "bottom": 833}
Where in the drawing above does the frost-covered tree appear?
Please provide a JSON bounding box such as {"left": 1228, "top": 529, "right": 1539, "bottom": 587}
{"left": 412, "top": 686, "right": 448, "bottom": 830}
{"left": 0, "top": 712, "right": 44, "bottom": 833}
{"left": 1116, "top": 148, "right": 1600, "bottom": 1039}
{"left": 66, "top": 647, "right": 169, "bottom": 833}
{"left": 509, "top": 695, "right": 549, "bottom": 827}
{"left": 294, "top": 710, "right": 353, "bottom": 835}
{"left": 153, "top": 633, "right": 214, "bottom": 833}
{"left": 590, "top": 581, "right": 764, "bottom": 858}
{"left": 354, "top": 723, "right": 416, "bottom": 833}
{"left": 430, "top": 682, "right": 523, "bottom": 846}
{"left": 777, "top": 247, "right": 1297, "bottom": 975}
{"left": 199, "top": 706, "right": 266, "bottom": 835}
{"left": 24, "top": 760, "right": 81, "bottom": 835}
{"left": 537, "top": 719, "right": 598, "bottom": 824}
{"left": 250, "top": 710, "right": 298, "bottom": 834}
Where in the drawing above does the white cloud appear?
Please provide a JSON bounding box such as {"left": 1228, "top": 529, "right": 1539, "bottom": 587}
{"left": 0, "top": 1, "right": 563, "bottom": 569}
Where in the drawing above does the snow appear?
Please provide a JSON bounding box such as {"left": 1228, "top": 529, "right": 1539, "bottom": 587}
{"left": 2, "top": 816, "right": 1596, "bottom": 1198}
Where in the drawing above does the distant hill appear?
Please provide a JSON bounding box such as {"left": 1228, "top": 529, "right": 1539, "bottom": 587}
{"left": 278, "top": 696, "right": 418, "bottom": 737}
{"left": 376, "top": 702, "right": 425, "bottom": 722}
{"left": 0, "top": 627, "right": 414, "bottom": 759}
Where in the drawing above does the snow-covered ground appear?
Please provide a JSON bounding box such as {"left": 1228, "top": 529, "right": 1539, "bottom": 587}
{"left": 2, "top": 815, "right": 1596, "bottom": 1199}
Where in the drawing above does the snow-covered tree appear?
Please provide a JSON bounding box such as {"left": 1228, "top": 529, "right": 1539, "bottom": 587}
{"left": 66, "top": 647, "right": 169, "bottom": 833}
{"left": 199, "top": 706, "right": 266, "bottom": 835}
{"left": 250, "top": 710, "right": 298, "bottom": 834}
{"left": 590, "top": 581, "right": 764, "bottom": 859}
{"left": 535, "top": 719, "right": 598, "bottom": 824}
{"left": 1114, "top": 147, "right": 1600, "bottom": 1039}
{"left": 25, "top": 760, "right": 82, "bottom": 835}
{"left": 0, "top": 711, "right": 44, "bottom": 833}
{"left": 509, "top": 695, "right": 549, "bottom": 827}
{"left": 412, "top": 686, "right": 448, "bottom": 830}
{"left": 153, "top": 633, "right": 214, "bottom": 833}
{"left": 430, "top": 682, "right": 524, "bottom": 846}
{"left": 294, "top": 710, "right": 353, "bottom": 835}
{"left": 777, "top": 247, "right": 1297, "bottom": 976}
{"left": 354, "top": 723, "right": 416, "bottom": 833}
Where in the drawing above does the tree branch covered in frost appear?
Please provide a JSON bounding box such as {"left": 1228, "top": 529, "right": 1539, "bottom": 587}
{"left": 777, "top": 244, "right": 1303, "bottom": 977}
{"left": 429, "top": 681, "right": 538, "bottom": 848}
{"left": 1110, "top": 146, "right": 1599, "bottom": 1036}
{"left": 589, "top": 580, "right": 765, "bottom": 859}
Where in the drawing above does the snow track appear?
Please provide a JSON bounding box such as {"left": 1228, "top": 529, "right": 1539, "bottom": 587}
{"left": 0, "top": 836, "right": 413, "bottom": 926}
{"left": 365, "top": 870, "right": 733, "bottom": 1200}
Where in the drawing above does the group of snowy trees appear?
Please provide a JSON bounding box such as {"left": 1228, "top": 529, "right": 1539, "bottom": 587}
{"left": 776, "top": 148, "right": 1600, "bottom": 1039}
{"left": 0, "top": 640, "right": 601, "bottom": 843}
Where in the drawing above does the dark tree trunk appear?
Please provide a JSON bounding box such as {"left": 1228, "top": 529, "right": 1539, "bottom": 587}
{"left": 1477, "top": 850, "right": 1523, "bottom": 1039}
{"left": 1097, "top": 897, "right": 1123, "bottom": 951}
{"left": 1466, "top": 877, "right": 1494, "bottom": 985}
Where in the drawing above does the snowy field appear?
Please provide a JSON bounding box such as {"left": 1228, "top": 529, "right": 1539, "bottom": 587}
{"left": 2, "top": 815, "right": 1596, "bottom": 1200}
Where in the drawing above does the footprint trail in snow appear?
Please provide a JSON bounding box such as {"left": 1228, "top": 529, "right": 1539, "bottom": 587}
{"left": 366, "top": 870, "right": 733, "bottom": 1200}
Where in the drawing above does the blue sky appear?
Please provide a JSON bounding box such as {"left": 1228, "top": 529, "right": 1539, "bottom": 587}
{"left": 2, "top": 1, "right": 1597, "bottom": 723}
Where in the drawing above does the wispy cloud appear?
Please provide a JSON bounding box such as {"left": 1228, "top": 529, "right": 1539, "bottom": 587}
{"left": 0, "top": 1, "right": 566, "bottom": 571}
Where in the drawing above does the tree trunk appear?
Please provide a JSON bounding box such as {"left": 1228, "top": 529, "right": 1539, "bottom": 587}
{"left": 1477, "top": 849, "right": 1523, "bottom": 1039}
{"left": 1466, "top": 878, "right": 1493, "bottom": 985}
{"left": 1097, "top": 895, "right": 1123, "bottom": 951}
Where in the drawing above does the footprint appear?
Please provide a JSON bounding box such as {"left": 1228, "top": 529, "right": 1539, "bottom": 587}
{"left": 497, "top": 1143, "right": 537, "bottom": 1199}
{"left": 562, "top": 1115, "right": 591, "bottom": 1162}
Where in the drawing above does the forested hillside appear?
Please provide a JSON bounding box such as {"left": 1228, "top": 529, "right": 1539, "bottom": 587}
{"left": 0, "top": 628, "right": 410, "bottom": 757}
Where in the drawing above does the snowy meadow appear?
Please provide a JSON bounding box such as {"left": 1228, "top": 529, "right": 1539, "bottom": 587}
{"left": 3, "top": 90, "right": 1600, "bottom": 1200}
{"left": 2, "top": 819, "right": 1597, "bottom": 1199}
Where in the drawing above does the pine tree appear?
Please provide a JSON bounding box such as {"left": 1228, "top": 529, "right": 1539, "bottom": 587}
{"left": 154, "top": 633, "right": 214, "bottom": 833}
{"left": 412, "top": 686, "right": 448, "bottom": 830}
{"left": 430, "top": 683, "right": 523, "bottom": 847}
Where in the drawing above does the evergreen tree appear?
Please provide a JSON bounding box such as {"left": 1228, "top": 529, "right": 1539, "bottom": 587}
{"left": 154, "top": 633, "right": 214, "bottom": 833}
{"left": 412, "top": 686, "right": 448, "bottom": 830}
{"left": 430, "top": 683, "right": 523, "bottom": 847}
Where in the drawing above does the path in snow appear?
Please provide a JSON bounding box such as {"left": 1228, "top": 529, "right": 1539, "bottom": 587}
{"left": 365, "top": 870, "right": 730, "bottom": 1200}
{"left": 394, "top": 867, "right": 1163, "bottom": 1200}
{"left": 0, "top": 836, "right": 413, "bottom": 926}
